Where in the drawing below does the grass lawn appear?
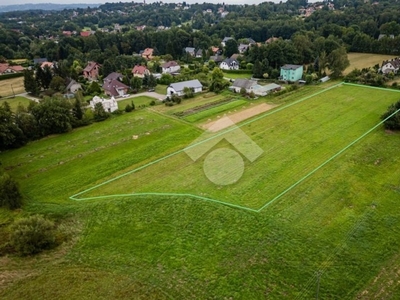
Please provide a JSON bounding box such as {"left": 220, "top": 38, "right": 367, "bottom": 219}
{"left": 0, "top": 77, "right": 25, "bottom": 97}
{"left": 1, "top": 84, "right": 400, "bottom": 299}
{"left": 223, "top": 72, "right": 252, "bottom": 79}
{"left": 155, "top": 84, "right": 167, "bottom": 95}
{"left": 0, "top": 96, "right": 33, "bottom": 111}
{"left": 344, "top": 52, "right": 395, "bottom": 75}
{"left": 117, "top": 96, "right": 157, "bottom": 110}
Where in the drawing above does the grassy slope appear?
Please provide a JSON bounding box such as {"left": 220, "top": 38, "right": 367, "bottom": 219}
{"left": 85, "top": 84, "right": 400, "bottom": 210}
{"left": 1, "top": 85, "right": 400, "bottom": 299}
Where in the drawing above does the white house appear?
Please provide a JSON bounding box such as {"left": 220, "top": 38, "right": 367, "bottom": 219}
{"left": 219, "top": 58, "right": 239, "bottom": 70}
{"left": 161, "top": 61, "right": 181, "bottom": 74}
{"left": 381, "top": 58, "right": 400, "bottom": 74}
{"left": 90, "top": 96, "right": 119, "bottom": 113}
{"left": 167, "top": 79, "right": 203, "bottom": 97}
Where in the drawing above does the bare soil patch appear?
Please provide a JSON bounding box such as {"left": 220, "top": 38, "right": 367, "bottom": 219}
{"left": 201, "top": 103, "right": 278, "bottom": 132}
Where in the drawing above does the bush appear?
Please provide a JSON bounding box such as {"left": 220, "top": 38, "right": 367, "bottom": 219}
{"left": 0, "top": 172, "right": 22, "bottom": 210}
{"left": 0, "top": 72, "right": 24, "bottom": 81}
{"left": 125, "top": 104, "right": 133, "bottom": 112}
{"left": 149, "top": 100, "right": 156, "bottom": 106}
{"left": 10, "top": 215, "right": 56, "bottom": 256}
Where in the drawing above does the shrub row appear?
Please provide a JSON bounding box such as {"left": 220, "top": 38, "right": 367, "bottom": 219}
{"left": 0, "top": 72, "right": 24, "bottom": 81}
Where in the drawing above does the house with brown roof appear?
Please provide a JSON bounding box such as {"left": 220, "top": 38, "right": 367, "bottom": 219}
{"left": 161, "top": 61, "right": 180, "bottom": 74}
{"left": 103, "top": 72, "right": 129, "bottom": 98}
{"left": 132, "top": 65, "right": 150, "bottom": 78}
{"left": 0, "top": 63, "right": 24, "bottom": 75}
{"left": 83, "top": 61, "right": 101, "bottom": 81}
{"left": 142, "top": 48, "right": 154, "bottom": 60}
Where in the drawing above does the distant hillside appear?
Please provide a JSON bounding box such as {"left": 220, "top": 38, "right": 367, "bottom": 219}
{"left": 0, "top": 3, "right": 101, "bottom": 13}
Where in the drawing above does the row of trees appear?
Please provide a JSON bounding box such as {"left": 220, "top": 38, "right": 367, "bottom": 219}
{"left": 0, "top": 96, "right": 112, "bottom": 151}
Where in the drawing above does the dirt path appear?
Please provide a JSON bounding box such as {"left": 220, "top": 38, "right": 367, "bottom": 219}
{"left": 201, "top": 103, "right": 278, "bottom": 132}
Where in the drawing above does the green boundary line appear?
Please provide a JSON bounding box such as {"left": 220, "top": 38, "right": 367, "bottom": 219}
{"left": 70, "top": 83, "right": 400, "bottom": 212}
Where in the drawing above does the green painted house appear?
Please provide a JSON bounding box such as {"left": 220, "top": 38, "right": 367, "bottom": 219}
{"left": 280, "top": 64, "right": 303, "bottom": 82}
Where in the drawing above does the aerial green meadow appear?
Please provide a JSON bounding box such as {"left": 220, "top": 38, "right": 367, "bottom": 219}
{"left": 1, "top": 83, "right": 400, "bottom": 299}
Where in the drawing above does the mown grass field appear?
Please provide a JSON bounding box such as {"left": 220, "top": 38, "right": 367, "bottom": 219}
{"left": 183, "top": 99, "right": 247, "bottom": 122}
{"left": 82, "top": 84, "right": 400, "bottom": 210}
{"left": 344, "top": 52, "right": 395, "bottom": 75}
{"left": 223, "top": 71, "right": 252, "bottom": 79}
{"left": 0, "top": 77, "right": 25, "bottom": 97}
{"left": 1, "top": 83, "right": 400, "bottom": 299}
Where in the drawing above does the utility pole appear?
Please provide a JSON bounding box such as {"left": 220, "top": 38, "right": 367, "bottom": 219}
{"left": 316, "top": 271, "right": 321, "bottom": 300}
{"left": 11, "top": 84, "right": 15, "bottom": 98}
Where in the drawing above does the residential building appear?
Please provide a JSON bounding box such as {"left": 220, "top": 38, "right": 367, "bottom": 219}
{"left": 221, "top": 37, "right": 233, "bottom": 47}
{"left": 90, "top": 95, "right": 119, "bottom": 113}
{"left": 33, "top": 58, "right": 48, "bottom": 65}
{"left": 381, "top": 58, "right": 400, "bottom": 74}
{"left": 161, "top": 61, "right": 180, "bottom": 74}
{"left": 40, "top": 61, "right": 54, "bottom": 69}
{"left": 219, "top": 58, "right": 239, "bottom": 70}
{"left": 83, "top": 61, "right": 101, "bottom": 81}
{"left": 104, "top": 72, "right": 123, "bottom": 82}
{"left": 0, "top": 63, "right": 24, "bottom": 75}
{"left": 238, "top": 43, "right": 249, "bottom": 53}
{"left": 167, "top": 79, "right": 203, "bottom": 97}
{"left": 280, "top": 64, "right": 303, "bottom": 81}
{"left": 132, "top": 65, "right": 150, "bottom": 78}
{"left": 230, "top": 79, "right": 281, "bottom": 96}
{"left": 142, "top": 48, "right": 154, "bottom": 60}
{"left": 184, "top": 47, "right": 196, "bottom": 56}
{"left": 66, "top": 79, "right": 82, "bottom": 93}
{"left": 102, "top": 79, "right": 129, "bottom": 98}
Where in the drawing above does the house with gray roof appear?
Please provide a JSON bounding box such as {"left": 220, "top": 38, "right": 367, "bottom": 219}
{"left": 167, "top": 79, "right": 203, "bottom": 97}
{"left": 184, "top": 47, "right": 196, "bottom": 56}
{"left": 230, "top": 79, "right": 281, "bottom": 96}
{"left": 280, "top": 64, "right": 303, "bottom": 81}
{"left": 220, "top": 58, "right": 239, "bottom": 70}
{"left": 221, "top": 37, "right": 233, "bottom": 47}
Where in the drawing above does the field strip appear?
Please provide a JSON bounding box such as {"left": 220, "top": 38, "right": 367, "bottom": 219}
{"left": 255, "top": 107, "right": 400, "bottom": 212}
{"left": 70, "top": 83, "right": 400, "bottom": 212}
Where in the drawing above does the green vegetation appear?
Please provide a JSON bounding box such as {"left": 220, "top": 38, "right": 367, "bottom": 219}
{"left": 1, "top": 85, "right": 400, "bottom": 298}
{"left": 117, "top": 96, "right": 158, "bottom": 110}
{"left": 83, "top": 84, "right": 400, "bottom": 209}
{"left": 183, "top": 99, "right": 247, "bottom": 122}
{"left": 0, "top": 96, "right": 33, "bottom": 112}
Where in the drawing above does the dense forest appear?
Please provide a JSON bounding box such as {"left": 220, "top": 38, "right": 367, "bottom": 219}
{"left": 0, "top": 0, "right": 400, "bottom": 64}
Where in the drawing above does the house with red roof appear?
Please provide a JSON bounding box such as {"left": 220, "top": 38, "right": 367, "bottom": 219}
{"left": 83, "top": 61, "right": 101, "bottom": 81}
{"left": 40, "top": 61, "right": 54, "bottom": 69}
{"left": 0, "top": 63, "right": 24, "bottom": 75}
{"left": 141, "top": 48, "right": 154, "bottom": 60}
{"left": 80, "top": 31, "right": 93, "bottom": 37}
{"left": 132, "top": 65, "right": 150, "bottom": 78}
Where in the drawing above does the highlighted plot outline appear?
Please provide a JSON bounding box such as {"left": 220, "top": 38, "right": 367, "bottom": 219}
{"left": 70, "top": 83, "right": 400, "bottom": 212}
